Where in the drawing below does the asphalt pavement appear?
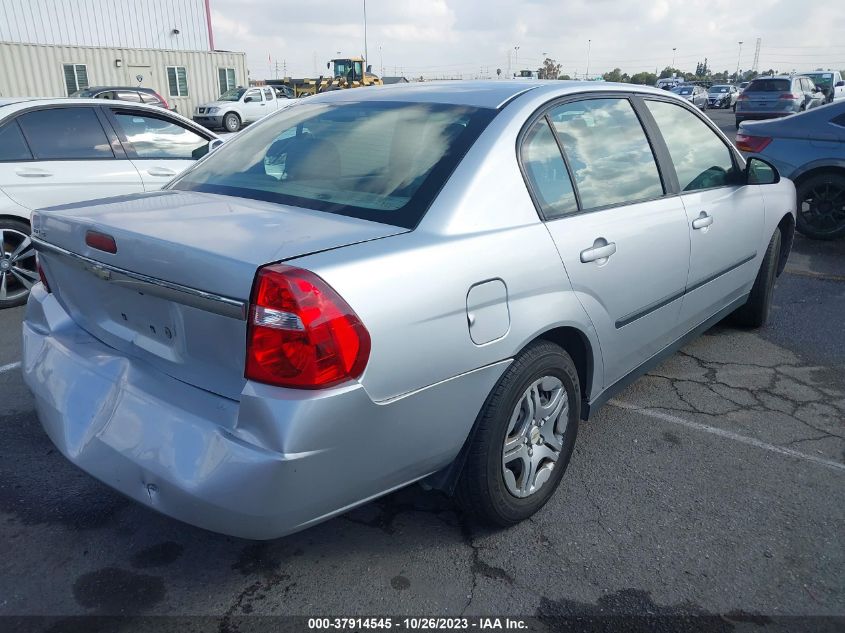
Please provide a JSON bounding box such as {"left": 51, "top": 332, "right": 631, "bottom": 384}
{"left": 0, "top": 107, "right": 843, "bottom": 630}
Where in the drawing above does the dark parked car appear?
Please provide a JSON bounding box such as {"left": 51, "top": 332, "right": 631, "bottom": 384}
{"left": 735, "top": 76, "right": 825, "bottom": 127}
{"left": 71, "top": 86, "right": 169, "bottom": 109}
{"left": 737, "top": 101, "right": 845, "bottom": 240}
{"left": 671, "top": 84, "right": 708, "bottom": 110}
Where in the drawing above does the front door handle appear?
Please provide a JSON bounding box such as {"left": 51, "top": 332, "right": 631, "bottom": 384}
{"left": 147, "top": 167, "right": 177, "bottom": 177}
{"left": 580, "top": 238, "right": 617, "bottom": 263}
{"left": 15, "top": 168, "right": 52, "bottom": 178}
{"left": 692, "top": 212, "right": 714, "bottom": 230}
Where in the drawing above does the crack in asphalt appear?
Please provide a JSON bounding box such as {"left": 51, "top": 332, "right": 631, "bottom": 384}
{"left": 633, "top": 345, "right": 845, "bottom": 455}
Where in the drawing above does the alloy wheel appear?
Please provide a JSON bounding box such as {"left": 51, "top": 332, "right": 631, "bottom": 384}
{"left": 0, "top": 228, "right": 38, "bottom": 303}
{"left": 800, "top": 183, "right": 845, "bottom": 236}
{"left": 502, "top": 376, "right": 569, "bottom": 498}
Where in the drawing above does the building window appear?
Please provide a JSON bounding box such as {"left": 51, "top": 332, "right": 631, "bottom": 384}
{"left": 218, "top": 68, "right": 236, "bottom": 95}
{"left": 63, "top": 64, "right": 88, "bottom": 96}
{"left": 166, "top": 66, "right": 189, "bottom": 97}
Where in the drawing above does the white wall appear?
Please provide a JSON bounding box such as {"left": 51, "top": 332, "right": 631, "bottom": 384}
{"left": 0, "top": 42, "right": 247, "bottom": 114}
{"left": 0, "top": 0, "right": 212, "bottom": 51}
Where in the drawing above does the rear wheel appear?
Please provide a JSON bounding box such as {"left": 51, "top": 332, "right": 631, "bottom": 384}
{"left": 223, "top": 112, "right": 241, "bottom": 133}
{"left": 456, "top": 341, "right": 580, "bottom": 526}
{"left": 0, "top": 219, "right": 37, "bottom": 309}
{"left": 795, "top": 172, "right": 845, "bottom": 240}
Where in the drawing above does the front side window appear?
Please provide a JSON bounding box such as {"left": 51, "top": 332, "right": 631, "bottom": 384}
{"left": 646, "top": 100, "right": 737, "bottom": 192}
{"left": 166, "top": 66, "right": 189, "bottom": 97}
{"left": 218, "top": 67, "right": 236, "bottom": 94}
{"left": 113, "top": 112, "right": 209, "bottom": 159}
{"left": 520, "top": 119, "right": 578, "bottom": 219}
{"left": 0, "top": 121, "right": 33, "bottom": 161}
{"left": 63, "top": 63, "right": 88, "bottom": 96}
{"left": 17, "top": 108, "right": 113, "bottom": 160}
{"left": 547, "top": 98, "right": 663, "bottom": 210}
{"left": 219, "top": 88, "right": 247, "bottom": 102}
{"left": 244, "top": 89, "right": 262, "bottom": 102}
{"left": 170, "top": 101, "right": 496, "bottom": 228}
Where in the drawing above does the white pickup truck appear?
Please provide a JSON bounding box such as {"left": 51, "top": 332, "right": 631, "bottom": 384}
{"left": 193, "top": 86, "right": 292, "bottom": 133}
{"left": 804, "top": 71, "right": 845, "bottom": 104}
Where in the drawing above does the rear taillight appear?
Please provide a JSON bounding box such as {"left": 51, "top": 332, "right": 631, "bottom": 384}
{"left": 735, "top": 133, "right": 772, "bottom": 153}
{"left": 36, "top": 253, "right": 50, "bottom": 293}
{"left": 737, "top": 93, "right": 748, "bottom": 100}
{"left": 85, "top": 230, "right": 117, "bottom": 254}
{"left": 245, "top": 264, "right": 371, "bottom": 389}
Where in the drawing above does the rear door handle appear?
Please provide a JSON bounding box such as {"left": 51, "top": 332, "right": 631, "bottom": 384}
{"left": 580, "top": 239, "right": 617, "bottom": 263}
{"left": 15, "top": 168, "right": 52, "bottom": 178}
{"left": 147, "top": 167, "right": 177, "bottom": 177}
{"left": 692, "top": 212, "right": 713, "bottom": 230}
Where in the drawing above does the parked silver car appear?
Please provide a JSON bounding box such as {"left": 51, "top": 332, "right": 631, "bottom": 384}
{"left": 671, "top": 84, "right": 708, "bottom": 110}
{"left": 23, "top": 82, "right": 796, "bottom": 539}
{"left": 736, "top": 75, "right": 826, "bottom": 127}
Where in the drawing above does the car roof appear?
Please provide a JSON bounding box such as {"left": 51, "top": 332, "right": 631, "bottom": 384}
{"left": 78, "top": 86, "right": 158, "bottom": 92}
{"left": 0, "top": 97, "right": 217, "bottom": 136}
{"left": 305, "top": 80, "right": 681, "bottom": 109}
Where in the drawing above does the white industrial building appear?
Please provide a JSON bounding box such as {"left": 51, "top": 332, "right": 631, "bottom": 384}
{"left": 0, "top": 0, "right": 247, "bottom": 114}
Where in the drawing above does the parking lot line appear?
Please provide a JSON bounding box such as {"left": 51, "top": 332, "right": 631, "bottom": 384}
{"left": 0, "top": 360, "right": 21, "bottom": 374}
{"left": 609, "top": 399, "right": 845, "bottom": 473}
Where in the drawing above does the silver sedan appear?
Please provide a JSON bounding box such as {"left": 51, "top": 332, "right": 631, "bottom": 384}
{"left": 24, "top": 81, "right": 795, "bottom": 539}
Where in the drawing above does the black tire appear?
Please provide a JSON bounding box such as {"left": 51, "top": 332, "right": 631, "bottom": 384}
{"left": 223, "top": 112, "right": 241, "bottom": 133}
{"left": 733, "top": 229, "right": 782, "bottom": 328}
{"left": 456, "top": 341, "right": 580, "bottom": 526}
{"left": 795, "top": 172, "right": 845, "bottom": 240}
{"left": 0, "top": 217, "right": 36, "bottom": 309}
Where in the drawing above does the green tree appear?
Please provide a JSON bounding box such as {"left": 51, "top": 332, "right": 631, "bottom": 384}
{"left": 558, "top": 74, "right": 572, "bottom": 80}
{"left": 602, "top": 67, "right": 625, "bottom": 82}
{"left": 659, "top": 66, "right": 684, "bottom": 79}
{"left": 630, "top": 71, "right": 657, "bottom": 85}
{"left": 540, "top": 57, "right": 562, "bottom": 80}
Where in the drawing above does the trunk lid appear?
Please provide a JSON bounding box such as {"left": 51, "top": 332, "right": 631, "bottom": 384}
{"left": 34, "top": 190, "right": 407, "bottom": 400}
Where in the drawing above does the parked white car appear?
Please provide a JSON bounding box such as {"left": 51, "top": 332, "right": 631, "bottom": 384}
{"left": 193, "top": 86, "right": 293, "bottom": 133}
{"left": 0, "top": 98, "right": 220, "bottom": 308}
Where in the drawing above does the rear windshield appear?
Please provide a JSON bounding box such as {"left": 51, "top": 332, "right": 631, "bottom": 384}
{"left": 170, "top": 101, "right": 495, "bottom": 228}
{"left": 805, "top": 73, "right": 832, "bottom": 87}
{"left": 675, "top": 87, "right": 693, "bottom": 95}
{"left": 709, "top": 86, "right": 729, "bottom": 93}
{"left": 746, "top": 79, "right": 790, "bottom": 92}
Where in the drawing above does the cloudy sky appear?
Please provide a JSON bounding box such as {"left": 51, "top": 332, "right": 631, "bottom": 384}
{"left": 210, "top": 0, "right": 844, "bottom": 80}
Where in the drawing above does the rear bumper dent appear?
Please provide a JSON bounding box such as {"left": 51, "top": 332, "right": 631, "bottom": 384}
{"left": 22, "top": 287, "right": 506, "bottom": 539}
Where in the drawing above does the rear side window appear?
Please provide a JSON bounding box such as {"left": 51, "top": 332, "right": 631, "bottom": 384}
{"left": 521, "top": 119, "right": 578, "bottom": 219}
{"left": 140, "top": 92, "right": 160, "bottom": 104}
{"left": 113, "top": 112, "right": 209, "bottom": 159}
{"left": 547, "top": 98, "right": 663, "bottom": 209}
{"left": 646, "top": 100, "right": 736, "bottom": 192}
{"left": 0, "top": 121, "right": 33, "bottom": 161}
{"left": 116, "top": 91, "right": 142, "bottom": 102}
{"left": 17, "top": 108, "right": 113, "bottom": 159}
{"left": 171, "top": 101, "right": 496, "bottom": 228}
{"left": 746, "top": 79, "right": 790, "bottom": 92}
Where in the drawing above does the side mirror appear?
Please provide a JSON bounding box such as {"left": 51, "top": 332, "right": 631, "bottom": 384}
{"left": 836, "top": 81, "right": 845, "bottom": 87}
{"left": 327, "top": 62, "right": 331, "bottom": 70}
{"left": 244, "top": 96, "right": 254, "bottom": 102}
{"left": 209, "top": 139, "right": 224, "bottom": 153}
{"left": 746, "top": 157, "right": 780, "bottom": 185}
{"left": 366, "top": 64, "right": 372, "bottom": 73}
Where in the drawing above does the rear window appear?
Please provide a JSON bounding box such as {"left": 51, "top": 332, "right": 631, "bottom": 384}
{"left": 746, "top": 79, "right": 790, "bottom": 93}
{"left": 171, "top": 101, "right": 495, "bottom": 228}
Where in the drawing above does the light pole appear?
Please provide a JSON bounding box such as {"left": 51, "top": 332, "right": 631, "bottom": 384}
{"left": 672, "top": 47, "right": 677, "bottom": 68}
{"left": 363, "top": 0, "right": 368, "bottom": 64}
{"left": 514, "top": 45, "right": 520, "bottom": 74}
{"left": 379, "top": 45, "right": 383, "bottom": 77}
{"left": 585, "top": 39, "right": 591, "bottom": 79}
{"left": 735, "top": 41, "right": 743, "bottom": 81}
